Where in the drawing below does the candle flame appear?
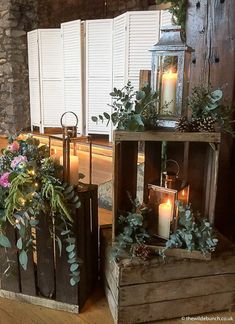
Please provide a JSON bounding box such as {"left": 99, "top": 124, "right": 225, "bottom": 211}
{"left": 167, "top": 199, "right": 171, "bottom": 206}
{"left": 182, "top": 189, "right": 185, "bottom": 196}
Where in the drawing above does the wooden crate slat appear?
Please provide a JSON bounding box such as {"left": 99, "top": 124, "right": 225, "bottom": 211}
{"left": 55, "top": 206, "right": 79, "bottom": 305}
{"left": 0, "top": 225, "right": 20, "bottom": 293}
{"left": 119, "top": 273, "right": 235, "bottom": 306}
{"left": 188, "top": 142, "right": 208, "bottom": 215}
{"left": 118, "top": 292, "right": 234, "bottom": 323}
{"left": 90, "top": 186, "right": 99, "bottom": 286}
{"left": 36, "top": 214, "right": 55, "bottom": 298}
{"left": 84, "top": 190, "right": 93, "bottom": 296}
{"left": 143, "top": 141, "right": 162, "bottom": 202}
{"left": 77, "top": 190, "right": 88, "bottom": 309}
{"left": 113, "top": 141, "right": 138, "bottom": 238}
{"left": 19, "top": 251, "right": 36, "bottom": 296}
{"left": 114, "top": 131, "right": 221, "bottom": 143}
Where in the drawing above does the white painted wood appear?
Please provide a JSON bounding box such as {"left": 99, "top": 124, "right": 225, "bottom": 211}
{"left": 113, "top": 11, "right": 160, "bottom": 91}
{"left": 38, "top": 29, "right": 63, "bottom": 129}
{"left": 28, "top": 29, "right": 63, "bottom": 131}
{"left": 27, "top": 30, "right": 41, "bottom": 130}
{"left": 61, "top": 20, "right": 83, "bottom": 133}
{"left": 85, "top": 19, "right": 113, "bottom": 137}
{"left": 160, "top": 9, "right": 174, "bottom": 29}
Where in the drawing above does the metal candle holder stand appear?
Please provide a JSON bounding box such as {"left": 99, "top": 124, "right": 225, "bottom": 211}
{"left": 49, "top": 111, "right": 92, "bottom": 185}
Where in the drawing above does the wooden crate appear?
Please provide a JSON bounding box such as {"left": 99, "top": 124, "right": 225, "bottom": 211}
{"left": 112, "top": 131, "right": 221, "bottom": 239}
{"left": 0, "top": 185, "right": 98, "bottom": 313}
{"left": 101, "top": 226, "right": 235, "bottom": 324}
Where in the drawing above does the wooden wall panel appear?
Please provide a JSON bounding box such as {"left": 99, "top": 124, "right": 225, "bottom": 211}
{"left": 186, "top": 0, "right": 235, "bottom": 238}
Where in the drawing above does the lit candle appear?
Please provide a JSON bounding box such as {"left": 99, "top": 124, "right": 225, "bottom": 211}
{"left": 158, "top": 199, "right": 173, "bottom": 239}
{"left": 59, "top": 155, "right": 79, "bottom": 186}
{"left": 161, "top": 70, "right": 177, "bottom": 114}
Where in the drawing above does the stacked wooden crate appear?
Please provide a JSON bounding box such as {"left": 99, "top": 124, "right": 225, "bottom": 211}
{"left": 101, "top": 130, "right": 235, "bottom": 323}
{"left": 101, "top": 226, "right": 235, "bottom": 323}
{"left": 0, "top": 185, "right": 98, "bottom": 313}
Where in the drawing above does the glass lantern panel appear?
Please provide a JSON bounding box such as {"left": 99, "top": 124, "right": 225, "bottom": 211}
{"left": 177, "top": 185, "right": 190, "bottom": 205}
{"left": 156, "top": 55, "right": 178, "bottom": 116}
{"left": 148, "top": 185, "right": 177, "bottom": 240}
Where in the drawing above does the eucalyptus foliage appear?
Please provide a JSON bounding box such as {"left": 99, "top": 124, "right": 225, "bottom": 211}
{"left": 111, "top": 197, "right": 149, "bottom": 260}
{"left": 188, "top": 85, "right": 234, "bottom": 135}
{"left": 0, "top": 134, "right": 81, "bottom": 285}
{"left": 160, "top": 201, "right": 218, "bottom": 258}
{"left": 92, "top": 82, "right": 159, "bottom": 131}
{"left": 156, "top": 0, "right": 188, "bottom": 29}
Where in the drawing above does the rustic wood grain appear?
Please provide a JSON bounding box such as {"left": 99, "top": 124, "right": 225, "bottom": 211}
{"left": 118, "top": 292, "right": 234, "bottom": 323}
{"left": 119, "top": 274, "right": 235, "bottom": 307}
{"left": 113, "top": 131, "right": 221, "bottom": 143}
{"left": 36, "top": 214, "right": 55, "bottom": 298}
{"left": 0, "top": 226, "right": 20, "bottom": 293}
{"left": 143, "top": 141, "right": 162, "bottom": 202}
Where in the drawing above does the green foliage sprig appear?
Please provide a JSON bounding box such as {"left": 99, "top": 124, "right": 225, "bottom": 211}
{"left": 160, "top": 201, "right": 218, "bottom": 258}
{"left": 156, "top": 0, "right": 188, "bottom": 30}
{"left": 92, "top": 82, "right": 159, "bottom": 131}
{"left": 0, "top": 134, "right": 81, "bottom": 285}
{"left": 111, "top": 197, "right": 150, "bottom": 260}
{"left": 188, "top": 85, "right": 235, "bottom": 135}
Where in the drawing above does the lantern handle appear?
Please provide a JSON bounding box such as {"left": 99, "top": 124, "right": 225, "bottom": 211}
{"left": 166, "top": 159, "right": 180, "bottom": 177}
{"left": 60, "top": 111, "right": 79, "bottom": 128}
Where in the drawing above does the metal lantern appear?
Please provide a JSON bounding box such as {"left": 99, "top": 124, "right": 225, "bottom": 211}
{"left": 49, "top": 111, "right": 92, "bottom": 186}
{"left": 150, "top": 26, "right": 194, "bottom": 128}
{"left": 148, "top": 160, "right": 190, "bottom": 240}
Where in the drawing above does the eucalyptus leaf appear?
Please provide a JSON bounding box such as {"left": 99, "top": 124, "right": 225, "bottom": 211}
{"left": 70, "top": 263, "right": 79, "bottom": 272}
{"left": 66, "top": 244, "right": 75, "bottom": 253}
{"left": 17, "top": 237, "right": 23, "bottom": 250}
{"left": 19, "top": 250, "right": 28, "bottom": 270}
{"left": 0, "top": 234, "right": 11, "bottom": 248}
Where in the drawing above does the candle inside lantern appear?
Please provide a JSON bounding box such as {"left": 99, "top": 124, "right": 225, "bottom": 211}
{"left": 161, "top": 69, "right": 177, "bottom": 114}
{"left": 158, "top": 199, "right": 173, "bottom": 239}
{"left": 59, "top": 155, "right": 79, "bottom": 186}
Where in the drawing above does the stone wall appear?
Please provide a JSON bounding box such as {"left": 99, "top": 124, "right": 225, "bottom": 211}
{"left": 0, "top": 0, "right": 37, "bottom": 135}
{"left": 38, "top": 0, "right": 149, "bottom": 28}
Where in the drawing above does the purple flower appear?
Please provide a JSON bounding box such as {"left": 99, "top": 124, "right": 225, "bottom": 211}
{"left": 0, "top": 172, "right": 10, "bottom": 188}
{"left": 11, "top": 155, "right": 28, "bottom": 169}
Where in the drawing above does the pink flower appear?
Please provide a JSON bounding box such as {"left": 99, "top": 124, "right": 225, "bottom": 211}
{"left": 11, "top": 155, "right": 28, "bottom": 169}
{"left": 8, "top": 141, "right": 20, "bottom": 153}
{"left": 0, "top": 172, "right": 10, "bottom": 188}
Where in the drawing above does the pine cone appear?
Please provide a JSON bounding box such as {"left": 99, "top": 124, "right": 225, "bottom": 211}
{"left": 175, "top": 116, "right": 190, "bottom": 132}
{"left": 198, "top": 116, "right": 216, "bottom": 132}
{"left": 190, "top": 118, "right": 200, "bottom": 132}
{"left": 133, "top": 244, "right": 153, "bottom": 261}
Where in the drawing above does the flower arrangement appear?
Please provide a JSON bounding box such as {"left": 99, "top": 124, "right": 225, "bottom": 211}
{"left": 0, "top": 134, "right": 81, "bottom": 286}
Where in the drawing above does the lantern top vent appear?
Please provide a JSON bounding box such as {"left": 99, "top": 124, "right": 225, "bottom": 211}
{"left": 150, "top": 26, "right": 194, "bottom": 52}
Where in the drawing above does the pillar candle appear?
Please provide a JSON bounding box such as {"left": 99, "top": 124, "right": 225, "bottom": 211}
{"left": 161, "top": 70, "right": 177, "bottom": 114}
{"left": 158, "top": 199, "right": 173, "bottom": 239}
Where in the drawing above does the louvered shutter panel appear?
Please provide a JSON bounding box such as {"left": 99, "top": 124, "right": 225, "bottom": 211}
{"left": 38, "top": 29, "right": 63, "bottom": 128}
{"left": 27, "top": 30, "right": 41, "bottom": 130}
{"left": 160, "top": 10, "right": 173, "bottom": 28}
{"left": 61, "top": 20, "right": 83, "bottom": 133}
{"left": 113, "top": 13, "right": 127, "bottom": 90}
{"left": 127, "top": 11, "right": 160, "bottom": 90}
{"left": 85, "top": 19, "right": 113, "bottom": 135}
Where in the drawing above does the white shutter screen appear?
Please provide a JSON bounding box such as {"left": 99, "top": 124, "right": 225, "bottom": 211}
{"left": 127, "top": 11, "right": 160, "bottom": 90}
{"left": 61, "top": 20, "right": 83, "bottom": 133}
{"left": 38, "top": 29, "right": 63, "bottom": 128}
{"left": 113, "top": 13, "right": 126, "bottom": 90}
{"left": 160, "top": 10, "right": 173, "bottom": 28}
{"left": 85, "top": 19, "right": 113, "bottom": 135}
{"left": 27, "top": 30, "right": 41, "bottom": 130}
